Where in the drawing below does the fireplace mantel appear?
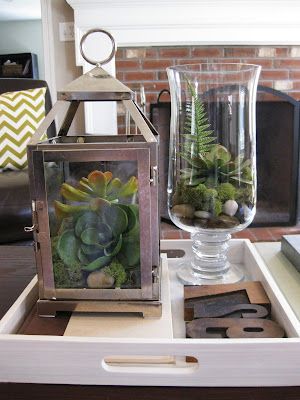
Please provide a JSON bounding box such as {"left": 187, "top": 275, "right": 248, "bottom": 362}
{"left": 66, "top": 0, "right": 300, "bottom": 133}
{"left": 68, "top": 0, "right": 300, "bottom": 52}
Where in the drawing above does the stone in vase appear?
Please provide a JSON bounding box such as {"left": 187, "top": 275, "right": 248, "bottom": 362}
{"left": 223, "top": 200, "right": 239, "bottom": 217}
{"left": 172, "top": 204, "right": 195, "bottom": 219}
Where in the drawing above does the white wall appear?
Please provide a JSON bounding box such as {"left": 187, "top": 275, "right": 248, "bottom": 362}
{"left": 0, "top": 20, "right": 44, "bottom": 79}
{"left": 41, "top": 0, "right": 84, "bottom": 134}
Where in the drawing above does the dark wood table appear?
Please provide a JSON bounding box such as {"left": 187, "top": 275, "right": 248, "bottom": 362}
{"left": 0, "top": 244, "right": 300, "bottom": 400}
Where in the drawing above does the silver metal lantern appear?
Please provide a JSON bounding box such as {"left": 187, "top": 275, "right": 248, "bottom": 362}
{"left": 27, "top": 29, "right": 161, "bottom": 318}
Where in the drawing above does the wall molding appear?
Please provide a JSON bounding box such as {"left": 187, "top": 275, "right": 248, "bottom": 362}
{"left": 68, "top": 0, "right": 300, "bottom": 53}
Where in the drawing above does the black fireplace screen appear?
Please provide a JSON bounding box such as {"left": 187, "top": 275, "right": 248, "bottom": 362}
{"left": 150, "top": 85, "right": 300, "bottom": 227}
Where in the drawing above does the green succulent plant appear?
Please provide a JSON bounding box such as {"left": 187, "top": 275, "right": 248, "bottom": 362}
{"left": 52, "top": 170, "right": 140, "bottom": 288}
{"left": 54, "top": 170, "right": 138, "bottom": 220}
{"left": 180, "top": 144, "right": 253, "bottom": 187}
{"left": 179, "top": 79, "right": 253, "bottom": 188}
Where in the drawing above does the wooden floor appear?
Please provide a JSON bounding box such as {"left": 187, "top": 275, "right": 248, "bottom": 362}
{"left": 0, "top": 245, "right": 35, "bottom": 319}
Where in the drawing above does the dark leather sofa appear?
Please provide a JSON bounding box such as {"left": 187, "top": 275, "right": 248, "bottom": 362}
{"left": 0, "top": 78, "right": 55, "bottom": 243}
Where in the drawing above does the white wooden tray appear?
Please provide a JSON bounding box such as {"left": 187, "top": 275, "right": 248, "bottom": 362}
{"left": 1, "top": 239, "right": 300, "bottom": 387}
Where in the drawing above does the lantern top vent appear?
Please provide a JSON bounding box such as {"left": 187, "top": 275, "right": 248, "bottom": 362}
{"left": 58, "top": 66, "right": 133, "bottom": 102}
{"left": 58, "top": 28, "right": 133, "bottom": 102}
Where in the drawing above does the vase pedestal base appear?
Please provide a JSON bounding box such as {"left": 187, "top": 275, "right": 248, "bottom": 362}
{"left": 177, "top": 262, "right": 244, "bottom": 285}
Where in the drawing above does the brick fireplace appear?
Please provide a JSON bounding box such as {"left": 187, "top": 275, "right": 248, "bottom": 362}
{"left": 115, "top": 45, "right": 300, "bottom": 112}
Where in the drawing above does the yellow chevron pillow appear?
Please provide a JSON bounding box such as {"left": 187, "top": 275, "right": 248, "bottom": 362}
{"left": 0, "top": 87, "right": 46, "bottom": 170}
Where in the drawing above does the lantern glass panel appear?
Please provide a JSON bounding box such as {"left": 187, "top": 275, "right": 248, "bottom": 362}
{"left": 43, "top": 159, "right": 141, "bottom": 291}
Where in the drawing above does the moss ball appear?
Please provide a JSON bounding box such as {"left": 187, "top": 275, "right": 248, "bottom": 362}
{"left": 236, "top": 186, "right": 253, "bottom": 204}
{"left": 204, "top": 188, "right": 218, "bottom": 200}
{"left": 217, "top": 183, "right": 236, "bottom": 202}
{"left": 213, "top": 199, "right": 223, "bottom": 216}
{"left": 184, "top": 183, "right": 207, "bottom": 209}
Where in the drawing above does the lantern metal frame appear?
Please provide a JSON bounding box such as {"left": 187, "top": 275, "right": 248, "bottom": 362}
{"left": 27, "top": 59, "right": 161, "bottom": 317}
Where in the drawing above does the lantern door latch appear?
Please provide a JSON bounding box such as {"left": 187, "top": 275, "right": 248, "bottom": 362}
{"left": 24, "top": 200, "right": 39, "bottom": 233}
{"left": 150, "top": 165, "right": 158, "bottom": 186}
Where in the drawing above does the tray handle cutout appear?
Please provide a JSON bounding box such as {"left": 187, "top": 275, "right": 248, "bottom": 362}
{"left": 102, "top": 355, "right": 199, "bottom": 375}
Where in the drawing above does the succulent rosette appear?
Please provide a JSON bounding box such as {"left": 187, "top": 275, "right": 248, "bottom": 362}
{"left": 52, "top": 170, "right": 140, "bottom": 288}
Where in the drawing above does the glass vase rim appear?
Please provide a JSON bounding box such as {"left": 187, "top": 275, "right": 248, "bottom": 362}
{"left": 167, "top": 62, "right": 262, "bottom": 74}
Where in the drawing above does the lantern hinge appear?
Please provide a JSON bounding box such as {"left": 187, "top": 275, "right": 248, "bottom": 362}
{"left": 152, "top": 265, "right": 159, "bottom": 284}
{"left": 150, "top": 165, "right": 158, "bottom": 186}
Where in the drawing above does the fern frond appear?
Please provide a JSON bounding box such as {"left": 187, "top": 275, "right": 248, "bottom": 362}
{"left": 182, "top": 80, "right": 217, "bottom": 159}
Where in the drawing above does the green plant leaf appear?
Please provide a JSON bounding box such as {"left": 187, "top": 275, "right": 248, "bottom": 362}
{"left": 81, "top": 228, "right": 100, "bottom": 245}
{"left": 81, "top": 243, "right": 104, "bottom": 256}
{"left": 116, "top": 176, "right": 138, "bottom": 198}
{"left": 104, "top": 205, "right": 128, "bottom": 238}
{"left": 187, "top": 177, "right": 205, "bottom": 186}
{"left": 103, "top": 171, "right": 113, "bottom": 183}
{"left": 54, "top": 201, "right": 89, "bottom": 220}
{"left": 106, "top": 178, "right": 122, "bottom": 200}
{"left": 240, "top": 159, "right": 251, "bottom": 169}
{"left": 97, "top": 223, "right": 113, "bottom": 246}
{"left": 234, "top": 154, "right": 245, "bottom": 167}
{"left": 182, "top": 80, "right": 216, "bottom": 157}
{"left": 180, "top": 168, "right": 194, "bottom": 177}
{"left": 206, "top": 145, "right": 231, "bottom": 163}
{"left": 125, "top": 204, "right": 140, "bottom": 236}
{"left": 117, "top": 204, "right": 138, "bottom": 232}
{"left": 118, "top": 234, "right": 140, "bottom": 267}
{"left": 89, "top": 197, "right": 111, "bottom": 212}
{"left": 75, "top": 211, "right": 98, "bottom": 237}
{"left": 128, "top": 203, "right": 139, "bottom": 216}
{"left": 87, "top": 170, "right": 107, "bottom": 197}
{"left": 60, "top": 183, "right": 91, "bottom": 202}
{"left": 78, "top": 180, "right": 94, "bottom": 195}
{"left": 77, "top": 247, "right": 89, "bottom": 265}
{"left": 104, "top": 234, "right": 123, "bottom": 257}
{"left": 229, "top": 176, "right": 253, "bottom": 185}
{"left": 82, "top": 255, "right": 112, "bottom": 272}
{"left": 80, "top": 223, "right": 113, "bottom": 246}
{"left": 57, "top": 217, "right": 74, "bottom": 235}
{"left": 57, "top": 229, "right": 81, "bottom": 270}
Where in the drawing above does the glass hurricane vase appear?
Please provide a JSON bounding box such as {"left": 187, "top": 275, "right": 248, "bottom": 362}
{"left": 167, "top": 63, "right": 261, "bottom": 285}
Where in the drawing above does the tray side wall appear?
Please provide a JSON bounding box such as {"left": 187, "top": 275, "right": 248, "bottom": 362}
{"left": 0, "top": 336, "right": 300, "bottom": 386}
{"left": 0, "top": 276, "right": 38, "bottom": 334}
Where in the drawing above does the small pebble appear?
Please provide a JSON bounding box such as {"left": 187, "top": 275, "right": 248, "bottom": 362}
{"left": 218, "top": 214, "right": 240, "bottom": 228}
{"left": 87, "top": 271, "right": 115, "bottom": 288}
{"left": 194, "top": 210, "right": 211, "bottom": 219}
{"left": 223, "top": 200, "right": 239, "bottom": 217}
{"left": 194, "top": 218, "right": 209, "bottom": 228}
{"left": 172, "top": 204, "right": 195, "bottom": 219}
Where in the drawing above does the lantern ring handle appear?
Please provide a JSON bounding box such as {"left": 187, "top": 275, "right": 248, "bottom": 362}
{"left": 80, "top": 28, "right": 116, "bottom": 67}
